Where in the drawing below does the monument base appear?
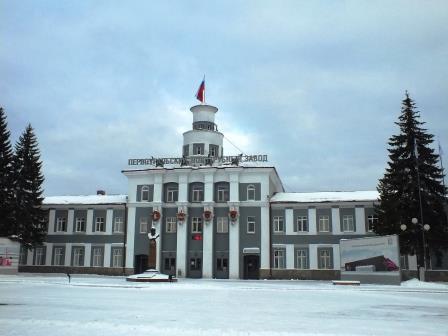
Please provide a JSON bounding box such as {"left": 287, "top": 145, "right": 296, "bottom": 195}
{"left": 126, "top": 269, "right": 177, "bottom": 283}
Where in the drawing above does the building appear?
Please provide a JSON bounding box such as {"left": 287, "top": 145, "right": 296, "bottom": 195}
{"left": 19, "top": 102, "right": 435, "bottom": 280}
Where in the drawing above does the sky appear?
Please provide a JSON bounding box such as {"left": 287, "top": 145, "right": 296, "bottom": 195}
{"left": 1, "top": 1, "right": 447, "bottom": 196}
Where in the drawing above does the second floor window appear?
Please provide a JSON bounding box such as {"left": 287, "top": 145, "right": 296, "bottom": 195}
{"left": 56, "top": 217, "right": 66, "bottom": 232}
{"left": 167, "top": 186, "right": 178, "bottom": 203}
{"left": 217, "top": 186, "right": 229, "bottom": 202}
{"left": 140, "top": 217, "right": 148, "bottom": 233}
{"left": 342, "top": 215, "right": 355, "bottom": 232}
{"left": 247, "top": 216, "right": 256, "bottom": 233}
{"left": 75, "top": 218, "right": 85, "bottom": 232}
{"left": 141, "top": 185, "right": 150, "bottom": 201}
{"left": 296, "top": 216, "right": 308, "bottom": 232}
{"left": 192, "top": 217, "right": 203, "bottom": 233}
{"left": 247, "top": 185, "right": 256, "bottom": 201}
{"left": 113, "top": 217, "right": 124, "bottom": 233}
{"left": 217, "top": 217, "right": 228, "bottom": 233}
{"left": 273, "top": 216, "right": 284, "bottom": 233}
{"left": 318, "top": 215, "right": 330, "bottom": 232}
{"left": 192, "top": 185, "right": 203, "bottom": 202}
{"left": 166, "top": 217, "right": 177, "bottom": 233}
{"left": 367, "top": 215, "right": 378, "bottom": 232}
{"left": 95, "top": 217, "right": 105, "bottom": 232}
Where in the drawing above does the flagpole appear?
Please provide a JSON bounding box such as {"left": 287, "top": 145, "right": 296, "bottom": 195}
{"left": 439, "top": 139, "right": 446, "bottom": 196}
{"left": 203, "top": 74, "right": 206, "bottom": 105}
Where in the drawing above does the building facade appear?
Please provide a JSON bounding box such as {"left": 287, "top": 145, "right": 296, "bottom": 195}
{"left": 19, "top": 102, "right": 436, "bottom": 280}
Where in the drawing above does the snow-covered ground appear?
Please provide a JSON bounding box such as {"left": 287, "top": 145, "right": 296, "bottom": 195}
{"left": 0, "top": 274, "right": 447, "bottom": 336}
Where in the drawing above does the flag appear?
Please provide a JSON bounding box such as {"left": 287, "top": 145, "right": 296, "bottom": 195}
{"left": 195, "top": 78, "right": 205, "bottom": 103}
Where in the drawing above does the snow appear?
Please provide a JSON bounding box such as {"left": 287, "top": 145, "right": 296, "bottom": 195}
{"left": 270, "top": 191, "right": 379, "bottom": 203}
{"left": 43, "top": 195, "right": 127, "bottom": 205}
{"left": 1, "top": 274, "right": 447, "bottom": 336}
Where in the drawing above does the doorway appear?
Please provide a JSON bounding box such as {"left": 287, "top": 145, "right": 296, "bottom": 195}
{"left": 135, "top": 254, "right": 148, "bottom": 274}
{"left": 244, "top": 255, "right": 260, "bottom": 279}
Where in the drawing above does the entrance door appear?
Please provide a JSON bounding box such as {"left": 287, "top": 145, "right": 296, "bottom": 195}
{"left": 135, "top": 254, "right": 148, "bottom": 274}
{"left": 244, "top": 255, "right": 260, "bottom": 279}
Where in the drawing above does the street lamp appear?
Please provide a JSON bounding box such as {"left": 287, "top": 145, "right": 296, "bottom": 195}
{"left": 400, "top": 217, "right": 430, "bottom": 278}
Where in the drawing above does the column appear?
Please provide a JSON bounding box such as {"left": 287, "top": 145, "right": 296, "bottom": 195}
{"left": 125, "top": 206, "right": 136, "bottom": 270}
{"left": 153, "top": 174, "right": 163, "bottom": 202}
{"left": 84, "top": 243, "right": 91, "bottom": 267}
{"left": 260, "top": 204, "right": 270, "bottom": 269}
{"left": 202, "top": 211, "right": 214, "bottom": 278}
{"left": 332, "top": 244, "right": 340, "bottom": 270}
{"left": 67, "top": 209, "right": 74, "bottom": 234}
{"left": 285, "top": 208, "right": 294, "bottom": 235}
{"left": 229, "top": 172, "right": 240, "bottom": 279}
{"left": 48, "top": 209, "right": 55, "bottom": 235}
{"left": 104, "top": 243, "right": 111, "bottom": 267}
{"left": 45, "top": 243, "right": 53, "bottom": 265}
{"left": 309, "top": 244, "right": 318, "bottom": 270}
{"left": 27, "top": 249, "right": 33, "bottom": 265}
{"left": 331, "top": 207, "right": 341, "bottom": 234}
{"left": 106, "top": 209, "right": 114, "bottom": 234}
{"left": 86, "top": 209, "right": 94, "bottom": 234}
{"left": 308, "top": 208, "right": 317, "bottom": 234}
{"left": 286, "top": 244, "right": 295, "bottom": 269}
{"left": 355, "top": 207, "right": 366, "bottom": 234}
{"left": 155, "top": 215, "right": 162, "bottom": 272}
{"left": 64, "top": 243, "right": 72, "bottom": 266}
{"left": 176, "top": 205, "right": 188, "bottom": 277}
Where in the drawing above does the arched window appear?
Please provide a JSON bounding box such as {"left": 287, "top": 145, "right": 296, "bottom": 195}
{"left": 141, "top": 185, "right": 150, "bottom": 201}
{"left": 247, "top": 184, "right": 256, "bottom": 201}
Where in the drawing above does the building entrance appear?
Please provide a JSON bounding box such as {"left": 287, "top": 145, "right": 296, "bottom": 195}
{"left": 135, "top": 254, "right": 148, "bottom": 274}
{"left": 243, "top": 255, "right": 260, "bottom": 279}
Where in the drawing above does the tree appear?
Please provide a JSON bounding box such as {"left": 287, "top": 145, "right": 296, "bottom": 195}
{"left": 375, "top": 92, "right": 448, "bottom": 268}
{"left": 13, "top": 124, "right": 47, "bottom": 248}
{"left": 0, "top": 107, "right": 15, "bottom": 236}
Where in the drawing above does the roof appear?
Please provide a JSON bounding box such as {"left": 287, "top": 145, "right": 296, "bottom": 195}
{"left": 270, "top": 191, "right": 379, "bottom": 203}
{"left": 43, "top": 195, "right": 127, "bottom": 205}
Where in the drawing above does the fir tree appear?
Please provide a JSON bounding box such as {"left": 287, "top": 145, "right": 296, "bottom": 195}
{"left": 0, "top": 107, "right": 15, "bottom": 236}
{"left": 13, "top": 124, "right": 46, "bottom": 248}
{"left": 375, "top": 92, "right": 448, "bottom": 267}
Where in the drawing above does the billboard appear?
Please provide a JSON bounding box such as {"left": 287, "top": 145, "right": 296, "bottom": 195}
{"left": 340, "top": 235, "right": 401, "bottom": 284}
{"left": 0, "top": 238, "right": 20, "bottom": 274}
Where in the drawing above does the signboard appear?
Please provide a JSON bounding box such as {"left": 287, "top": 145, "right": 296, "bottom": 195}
{"left": 127, "top": 154, "right": 268, "bottom": 167}
{"left": 340, "top": 235, "right": 401, "bottom": 285}
{"left": 0, "top": 238, "right": 20, "bottom": 274}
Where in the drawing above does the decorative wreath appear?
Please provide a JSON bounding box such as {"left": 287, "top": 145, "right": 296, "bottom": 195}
{"left": 151, "top": 210, "right": 161, "bottom": 221}
{"left": 229, "top": 209, "right": 239, "bottom": 221}
{"left": 176, "top": 211, "right": 186, "bottom": 222}
{"left": 203, "top": 210, "right": 213, "bottom": 221}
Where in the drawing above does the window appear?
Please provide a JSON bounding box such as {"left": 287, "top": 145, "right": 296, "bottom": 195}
{"left": 342, "top": 215, "right": 355, "bottom": 232}
{"left": 54, "top": 247, "right": 64, "bottom": 266}
{"left": 247, "top": 216, "right": 256, "bottom": 233}
{"left": 73, "top": 247, "right": 84, "bottom": 266}
{"left": 217, "top": 257, "right": 228, "bottom": 271}
{"left": 95, "top": 217, "right": 105, "bottom": 232}
{"left": 247, "top": 185, "right": 256, "bottom": 201}
{"left": 35, "top": 247, "right": 45, "bottom": 265}
{"left": 367, "top": 215, "right": 378, "bottom": 232}
{"left": 193, "top": 143, "right": 204, "bottom": 155}
{"left": 92, "top": 247, "right": 103, "bottom": 267}
{"left": 166, "top": 217, "right": 177, "bottom": 233}
{"left": 296, "top": 249, "right": 308, "bottom": 269}
{"left": 217, "top": 185, "right": 229, "bottom": 202}
{"left": 192, "top": 185, "right": 203, "bottom": 202}
{"left": 192, "top": 217, "right": 203, "bottom": 233}
{"left": 296, "top": 216, "right": 308, "bottom": 232}
{"left": 318, "top": 249, "right": 332, "bottom": 269}
{"left": 209, "top": 145, "right": 217, "bottom": 157}
{"left": 140, "top": 217, "right": 148, "bottom": 233}
{"left": 112, "top": 248, "right": 123, "bottom": 268}
{"left": 75, "top": 217, "right": 85, "bottom": 232}
{"left": 141, "top": 185, "right": 150, "bottom": 201}
{"left": 273, "top": 249, "right": 285, "bottom": 269}
{"left": 183, "top": 145, "right": 189, "bottom": 157}
{"left": 190, "top": 258, "right": 201, "bottom": 271}
{"left": 400, "top": 255, "right": 408, "bottom": 270}
{"left": 56, "top": 217, "right": 66, "bottom": 232}
{"left": 19, "top": 248, "right": 27, "bottom": 265}
{"left": 217, "top": 217, "right": 229, "bottom": 233}
{"left": 318, "top": 215, "right": 330, "bottom": 232}
{"left": 113, "top": 217, "right": 124, "bottom": 233}
{"left": 164, "top": 257, "right": 176, "bottom": 271}
{"left": 273, "top": 216, "right": 284, "bottom": 233}
{"left": 167, "top": 186, "right": 178, "bottom": 203}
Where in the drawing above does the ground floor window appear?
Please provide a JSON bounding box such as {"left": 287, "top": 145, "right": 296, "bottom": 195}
{"left": 92, "top": 247, "right": 103, "bottom": 267}
{"left": 112, "top": 248, "right": 123, "bottom": 267}
{"left": 164, "top": 257, "right": 176, "bottom": 271}
{"left": 19, "top": 247, "right": 27, "bottom": 265}
{"left": 318, "top": 249, "right": 332, "bottom": 269}
{"left": 73, "top": 247, "right": 85, "bottom": 266}
{"left": 53, "top": 247, "right": 64, "bottom": 266}
{"left": 273, "top": 249, "right": 285, "bottom": 269}
{"left": 217, "top": 257, "right": 228, "bottom": 271}
{"left": 190, "top": 258, "right": 201, "bottom": 271}
{"left": 34, "top": 247, "right": 45, "bottom": 265}
{"left": 296, "top": 249, "right": 308, "bottom": 269}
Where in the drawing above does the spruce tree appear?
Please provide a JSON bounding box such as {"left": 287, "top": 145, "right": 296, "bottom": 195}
{"left": 13, "top": 124, "right": 46, "bottom": 248}
{"left": 375, "top": 92, "right": 448, "bottom": 268}
{"left": 0, "top": 107, "right": 15, "bottom": 236}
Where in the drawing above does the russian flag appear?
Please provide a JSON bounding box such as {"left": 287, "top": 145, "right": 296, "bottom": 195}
{"left": 195, "top": 78, "right": 205, "bottom": 103}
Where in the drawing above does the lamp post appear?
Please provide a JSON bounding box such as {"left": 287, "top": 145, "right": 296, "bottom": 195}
{"left": 400, "top": 217, "right": 430, "bottom": 280}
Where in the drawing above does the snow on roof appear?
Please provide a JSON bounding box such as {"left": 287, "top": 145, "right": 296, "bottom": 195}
{"left": 43, "top": 195, "right": 127, "bottom": 205}
{"left": 270, "top": 191, "right": 379, "bottom": 203}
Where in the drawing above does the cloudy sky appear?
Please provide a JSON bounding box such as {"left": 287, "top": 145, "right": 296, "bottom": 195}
{"left": 1, "top": 1, "right": 447, "bottom": 196}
